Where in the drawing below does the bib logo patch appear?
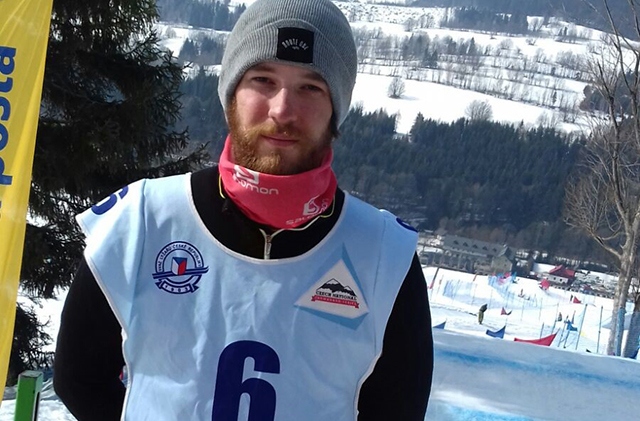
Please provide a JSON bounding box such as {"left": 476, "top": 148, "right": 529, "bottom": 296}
{"left": 277, "top": 27, "right": 314, "bottom": 63}
{"left": 312, "top": 279, "right": 359, "bottom": 308}
{"left": 296, "top": 260, "right": 369, "bottom": 319}
{"left": 152, "top": 241, "right": 209, "bottom": 294}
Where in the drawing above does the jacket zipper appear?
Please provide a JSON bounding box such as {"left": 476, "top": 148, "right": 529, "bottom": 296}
{"left": 259, "top": 228, "right": 284, "bottom": 260}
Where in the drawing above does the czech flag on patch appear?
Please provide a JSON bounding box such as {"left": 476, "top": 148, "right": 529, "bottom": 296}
{"left": 172, "top": 257, "right": 188, "bottom": 275}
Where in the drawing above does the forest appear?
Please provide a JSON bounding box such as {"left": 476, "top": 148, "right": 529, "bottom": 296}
{"left": 153, "top": 0, "right": 623, "bottom": 265}
{"left": 173, "top": 12, "right": 588, "bottom": 125}
{"left": 410, "top": 0, "right": 636, "bottom": 39}
{"left": 156, "top": 0, "right": 245, "bottom": 30}
{"left": 177, "top": 71, "right": 612, "bottom": 264}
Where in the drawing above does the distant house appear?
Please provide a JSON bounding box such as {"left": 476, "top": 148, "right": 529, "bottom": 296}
{"left": 420, "top": 234, "right": 514, "bottom": 274}
{"left": 491, "top": 247, "right": 515, "bottom": 274}
{"left": 543, "top": 265, "right": 576, "bottom": 286}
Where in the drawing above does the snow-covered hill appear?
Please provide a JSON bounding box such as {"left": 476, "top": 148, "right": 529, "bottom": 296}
{"left": 156, "top": 0, "right": 618, "bottom": 134}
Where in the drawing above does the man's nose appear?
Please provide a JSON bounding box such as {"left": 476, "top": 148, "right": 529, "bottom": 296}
{"left": 268, "top": 88, "right": 297, "bottom": 124}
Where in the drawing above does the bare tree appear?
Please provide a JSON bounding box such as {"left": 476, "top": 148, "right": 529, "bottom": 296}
{"left": 404, "top": 17, "right": 416, "bottom": 32}
{"left": 565, "top": 0, "right": 640, "bottom": 357}
{"left": 536, "top": 111, "right": 560, "bottom": 129}
{"left": 387, "top": 76, "right": 405, "bottom": 99}
{"left": 465, "top": 100, "right": 493, "bottom": 121}
{"left": 497, "top": 38, "right": 513, "bottom": 51}
{"left": 419, "top": 14, "right": 435, "bottom": 29}
{"left": 566, "top": 24, "right": 579, "bottom": 43}
{"left": 533, "top": 48, "right": 545, "bottom": 63}
{"left": 529, "top": 17, "right": 544, "bottom": 33}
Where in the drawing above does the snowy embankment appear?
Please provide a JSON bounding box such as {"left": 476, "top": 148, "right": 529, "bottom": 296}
{"left": 3, "top": 267, "right": 640, "bottom": 420}
{"left": 425, "top": 267, "right": 640, "bottom": 420}
{"left": 429, "top": 329, "right": 640, "bottom": 421}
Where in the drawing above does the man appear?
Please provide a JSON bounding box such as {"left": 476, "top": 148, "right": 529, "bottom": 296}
{"left": 53, "top": 0, "right": 433, "bottom": 419}
{"left": 478, "top": 303, "right": 488, "bottom": 324}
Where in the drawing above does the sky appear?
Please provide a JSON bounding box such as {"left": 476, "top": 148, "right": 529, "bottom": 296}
{"left": 3, "top": 267, "right": 640, "bottom": 420}
{"left": 4, "top": 1, "right": 640, "bottom": 419}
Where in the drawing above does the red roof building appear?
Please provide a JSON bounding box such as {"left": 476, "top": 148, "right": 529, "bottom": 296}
{"left": 544, "top": 265, "right": 576, "bottom": 286}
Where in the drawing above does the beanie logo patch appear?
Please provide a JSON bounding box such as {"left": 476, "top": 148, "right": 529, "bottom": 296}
{"left": 277, "top": 27, "right": 314, "bottom": 64}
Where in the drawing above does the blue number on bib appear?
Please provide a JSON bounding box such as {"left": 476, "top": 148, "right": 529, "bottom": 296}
{"left": 91, "top": 186, "right": 129, "bottom": 215}
{"left": 212, "top": 341, "right": 280, "bottom": 421}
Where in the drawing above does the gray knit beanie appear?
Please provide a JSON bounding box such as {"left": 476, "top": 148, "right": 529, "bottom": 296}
{"left": 218, "top": 0, "right": 357, "bottom": 128}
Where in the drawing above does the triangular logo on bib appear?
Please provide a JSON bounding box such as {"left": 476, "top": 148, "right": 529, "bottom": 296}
{"left": 296, "top": 260, "right": 369, "bottom": 319}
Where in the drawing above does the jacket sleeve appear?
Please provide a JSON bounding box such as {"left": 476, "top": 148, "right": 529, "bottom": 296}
{"left": 357, "top": 253, "right": 433, "bottom": 420}
{"left": 53, "top": 257, "right": 126, "bottom": 421}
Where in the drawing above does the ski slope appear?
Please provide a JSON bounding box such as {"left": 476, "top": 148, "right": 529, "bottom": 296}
{"left": 2, "top": 266, "right": 640, "bottom": 420}
{"left": 424, "top": 267, "right": 640, "bottom": 421}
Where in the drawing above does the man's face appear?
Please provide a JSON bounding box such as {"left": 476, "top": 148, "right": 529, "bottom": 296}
{"left": 228, "top": 62, "right": 334, "bottom": 175}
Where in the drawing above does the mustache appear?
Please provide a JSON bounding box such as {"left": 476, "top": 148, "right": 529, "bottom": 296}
{"left": 245, "top": 122, "right": 303, "bottom": 139}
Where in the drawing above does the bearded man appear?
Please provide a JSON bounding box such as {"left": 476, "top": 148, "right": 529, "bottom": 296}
{"left": 54, "top": 1, "right": 433, "bottom": 419}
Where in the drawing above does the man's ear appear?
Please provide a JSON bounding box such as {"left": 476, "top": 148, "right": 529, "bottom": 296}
{"left": 330, "top": 115, "right": 340, "bottom": 139}
{"left": 224, "top": 96, "right": 237, "bottom": 129}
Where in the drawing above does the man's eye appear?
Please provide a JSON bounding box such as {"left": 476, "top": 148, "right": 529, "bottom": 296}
{"left": 303, "top": 84, "right": 323, "bottom": 92}
{"left": 253, "top": 77, "right": 270, "bottom": 83}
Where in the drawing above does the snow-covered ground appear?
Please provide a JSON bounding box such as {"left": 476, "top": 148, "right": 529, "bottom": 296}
{"left": 424, "top": 268, "right": 640, "bottom": 421}
{"left": 3, "top": 266, "right": 639, "bottom": 420}
{"left": 156, "top": 0, "right": 619, "bottom": 136}
{"left": 350, "top": 73, "right": 567, "bottom": 134}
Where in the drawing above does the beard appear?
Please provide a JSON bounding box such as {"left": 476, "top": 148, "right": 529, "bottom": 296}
{"left": 227, "top": 100, "right": 333, "bottom": 175}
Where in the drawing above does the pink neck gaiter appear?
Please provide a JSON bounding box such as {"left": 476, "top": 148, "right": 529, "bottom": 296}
{"left": 218, "top": 136, "right": 337, "bottom": 229}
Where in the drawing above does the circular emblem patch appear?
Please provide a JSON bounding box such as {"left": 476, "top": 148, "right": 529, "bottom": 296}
{"left": 152, "top": 241, "right": 209, "bottom": 294}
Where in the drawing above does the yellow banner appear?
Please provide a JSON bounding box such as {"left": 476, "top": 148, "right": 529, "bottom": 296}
{"left": 0, "top": 0, "right": 53, "bottom": 387}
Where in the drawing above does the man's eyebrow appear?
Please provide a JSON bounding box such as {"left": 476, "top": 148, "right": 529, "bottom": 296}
{"left": 249, "top": 63, "right": 327, "bottom": 83}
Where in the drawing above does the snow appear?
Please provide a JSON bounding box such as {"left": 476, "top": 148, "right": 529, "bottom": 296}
{"left": 424, "top": 268, "right": 640, "bottom": 420}
{"left": 156, "top": 0, "right": 614, "bottom": 136}
{"left": 341, "top": 2, "right": 603, "bottom": 134}
{"left": 3, "top": 267, "right": 640, "bottom": 420}
{"left": 351, "top": 73, "right": 561, "bottom": 134}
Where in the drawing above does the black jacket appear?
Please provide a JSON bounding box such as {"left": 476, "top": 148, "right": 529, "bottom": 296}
{"left": 54, "top": 166, "right": 433, "bottom": 420}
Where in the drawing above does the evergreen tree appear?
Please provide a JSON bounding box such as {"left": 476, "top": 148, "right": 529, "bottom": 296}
{"left": 179, "top": 38, "right": 198, "bottom": 63}
{"left": 9, "top": 0, "right": 208, "bottom": 385}
{"left": 178, "top": 69, "right": 227, "bottom": 156}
